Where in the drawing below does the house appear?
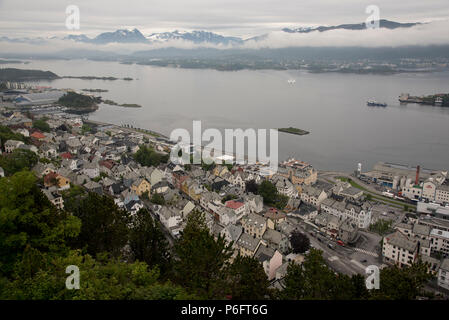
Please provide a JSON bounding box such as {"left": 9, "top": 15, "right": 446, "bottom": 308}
{"left": 241, "top": 213, "right": 267, "bottom": 239}
{"left": 438, "top": 259, "right": 449, "bottom": 290}
{"left": 320, "top": 198, "right": 372, "bottom": 229}
{"left": 42, "top": 187, "right": 64, "bottom": 210}
{"left": 30, "top": 130, "right": 46, "bottom": 140}
{"left": 255, "top": 246, "right": 283, "bottom": 281}
{"left": 40, "top": 144, "right": 58, "bottom": 158}
{"left": 243, "top": 193, "right": 264, "bottom": 213}
{"left": 131, "top": 178, "right": 151, "bottom": 197}
{"left": 262, "top": 228, "right": 290, "bottom": 254}
{"left": 300, "top": 185, "right": 328, "bottom": 206}
{"left": 152, "top": 180, "right": 170, "bottom": 194}
{"left": 180, "top": 201, "right": 196, "bottom": 218}
{"left": 43, "top": 172, "right": 71, "bottom": 190}
{"left": 220, "top": 224, "right": 243, "bottom": 247}
{"left": 236, "top": 232, "right": 261, "bottom": 257}
{"left": 382, "top": 231, "right": 419, "bottom": 268}
{"left": 158, "top": 206, "right": 183, "bottom": 233}
{"left": 82, "top": 162, "right": 100, "bottom": 179}
{"left": 121, "top": 189, "right": 139, "bottom": 205}
{"left": 4, "top": 139, "right": 24, "bottom": 153}
{"left": 271, "top": 174, "right": 298, "bottom": 198}
{"left": 84, "top": 181, "right": 103, "bottom": 195}
{"left": 264, "top": 209, "right": 287, "bottom": 230}
{"left": 225, "top": 200, "right": 247, "bottom": 218}
{"left": 125, "top": 199, "right": 144, "bottom": 215}
{"left": 338, "top": 220, "right": 359, "bottom": 244}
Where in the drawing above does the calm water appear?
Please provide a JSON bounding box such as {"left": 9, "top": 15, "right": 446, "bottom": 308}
{"left": 6, "top": 59, "right": 449, "bottom": 172}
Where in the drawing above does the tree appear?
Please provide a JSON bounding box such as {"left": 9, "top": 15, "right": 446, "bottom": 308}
{"left": 150, "top": 193, "right": 165, "bottom": 205}
{"left": 71, "top": 192, "right": 130, "bottom": 258}
{"left": 0, "top": 171, "right": 81, "bottom": 277}
{"left": 227, "top": 255, "right": 270, "bottom": 300}
{"left": 32, "top": 119, "right": 50, "bottom": 132}
{"left": 371, "top": 261, "right": 432, "bottom": 300}
{"left": 0, "top": 125, "right": 29, "bottom": 151}
{"left": 1, "top": 250, "right": 194, "bottom": 300}
{"left": 282, "top": 249, "right": 347, "bottom": 300}
{"left": 129, "top": 209, "right": 170, "bottom": 275}
{"left": 0, "top": 149, "right": 38, "bottom": 175}
{"left": 290, "top": 230, "right": 310, "bottom": 254}
{"left": 245, "top": 179, "right": 259, "bottom": 194}
{"left": 134, "top": 145, "right": 167, "bottom": 167}
{"left": 173, "top": 210, "right": 233, "bottom": 299}
{"left": 258, "top": 180, "right": 278, "bottom": 204}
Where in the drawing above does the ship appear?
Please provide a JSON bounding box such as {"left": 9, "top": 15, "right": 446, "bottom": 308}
{"left": 367, "top": 100, "right": 387, "bottom": 107}
{"left": 287, "top": 79, "right": 296, "bottom": 84}
{"left": 435, "top": 97, "right": 443, "bottom": 106}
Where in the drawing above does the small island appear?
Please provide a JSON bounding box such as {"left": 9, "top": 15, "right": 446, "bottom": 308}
{"left": 278, "top": 127, "right": 310, "bottom": 136}
{"left": 57, "top": 91, "right": 100, "bottom": 113}
{"left": 103, "top": 99, "right": 142, "bottom": 108}
{"left": 82, "top": 88, "right": 109, "bottom": 93}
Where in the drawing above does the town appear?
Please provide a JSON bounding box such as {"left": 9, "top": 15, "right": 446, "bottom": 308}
{"left": 1, "top": 84, "right": 449, "bottom": 298}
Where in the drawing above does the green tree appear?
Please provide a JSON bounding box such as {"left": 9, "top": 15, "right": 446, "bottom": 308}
{"left": 32, "top": 119, "right": 50, "bottom": 132}
{"left": 0, "top": 149, "right": 38, "bottom": 175}
{"left": 134, "top": 145, "right": 168, "bottom": 167}
{"left": 71, "top": 192, "right": 130, "bottom": 258}
{"left": 227, "top": 255, "right": 270, "bottom": 300}
{"left": 0, "top": 171, "right": 81, "bottom": 277}
{"left": 0, "top": 125, "right": 30, "bottom": 151}
{"left": 290, "top": 230, "right": 310, "bottom": 254}
{"left": 129, "top": 208, "right": 170, "bottom": 275}
{"left": 258, "top": 180, "right": 278, "bottom": 204}
{"left": 371, "top": 261, "right": 432, "bottom": 300}
{"left": 173, "top": 210, "right": 233, "bottom": 299}
{"left": 150, "top": 193, "right": 165, "bottom": 205}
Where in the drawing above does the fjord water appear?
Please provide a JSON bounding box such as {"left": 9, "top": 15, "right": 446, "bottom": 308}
{"left": 10, "top": 59, "right": 449, "bottom": 172}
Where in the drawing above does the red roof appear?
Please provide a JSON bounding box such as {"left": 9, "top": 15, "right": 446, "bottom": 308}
{"left": 99, "top": 160, "right": 115, "bottom": 170}
{"left": 43, "top": 172, "right": 59, "bottom": 185}
{"left": 60, "top": 152, "right": 73, "bottom": 159}
{"left": 31, "top": 131, "right": 45, "bottom": 139}
{"left": 225, "top": 200, "right": 244, "bottom": 210}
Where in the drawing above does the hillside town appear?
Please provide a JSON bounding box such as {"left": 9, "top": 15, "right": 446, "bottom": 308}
{"left": 1, "top": 105, "right": 449, "bottom": 296}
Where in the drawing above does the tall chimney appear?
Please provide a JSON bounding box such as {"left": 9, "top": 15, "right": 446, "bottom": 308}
{"left": 415, "top": 165, "right": 420, "bottom": 185}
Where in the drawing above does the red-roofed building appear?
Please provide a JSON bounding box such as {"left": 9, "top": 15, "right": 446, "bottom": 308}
{"left": 30, "top": 131, "right": 46, "bottom": 140}
{"left": 99, "top": 160, "right": 115, "bottom": 170}
{"left": 61, "top": 152, "right": 73, "bottom": 160}
{"left": 225, "top": 200, "right": 246, "bottom": 216}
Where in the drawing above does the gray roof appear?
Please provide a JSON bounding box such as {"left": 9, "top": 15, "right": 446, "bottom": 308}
{"left": 412, "top": 224, "right": 430, "bottom": 237}
{"left": 237, "top": 232, "right": 260, "bottom": 252}
{"left": 255, "top": 245, "right": 276, "bottom": 263}
{"left": 242, "top": 213, "right": 266, "bottom": 229}
{"left": 385, "top": 231, "right": 418, "bottom": 252}
{"left": 440, "top": 259, "right": 449, "bottom": 272}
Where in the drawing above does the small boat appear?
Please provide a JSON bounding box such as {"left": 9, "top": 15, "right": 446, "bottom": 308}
{"left": 287, "top": 79, "right": 296, "bottom": 84}
{"left": 367, "top": 100, "right": 387, "bottom": 107}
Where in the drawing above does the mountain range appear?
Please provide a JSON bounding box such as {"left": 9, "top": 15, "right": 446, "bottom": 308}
{"left": 0, "top": 19, "right": 422, "bottom": 46}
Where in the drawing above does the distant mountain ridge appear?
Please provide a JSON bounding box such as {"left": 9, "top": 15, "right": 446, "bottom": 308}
{"left": 0, "top": 19, "right": 423, "bottom": 46}
{"left": 282, "top": 19, "right": 421, "bottom": 33}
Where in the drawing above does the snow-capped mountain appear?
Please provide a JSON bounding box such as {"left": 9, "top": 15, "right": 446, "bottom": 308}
{"left": 282, "top": 19, "right": 420, "bottom": 33}
{"left": 146, "top": 30, "right": 243, "bottom": 45}
{"left": 93, "top": 28, "right": 147, "bottom": 44}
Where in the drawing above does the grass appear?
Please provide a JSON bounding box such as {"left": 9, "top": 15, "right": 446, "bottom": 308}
{"left": 336, "top": 176, "right": 416, "bottom": 209}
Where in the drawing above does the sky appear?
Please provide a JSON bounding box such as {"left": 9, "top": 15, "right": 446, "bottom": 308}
{"left": 1, "top": 0, "right": 449, "bottom": 38}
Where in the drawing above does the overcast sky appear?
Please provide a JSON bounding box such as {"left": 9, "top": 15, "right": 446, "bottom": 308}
{"left": 1, "top": 0, "right": 449, "bottom": 38}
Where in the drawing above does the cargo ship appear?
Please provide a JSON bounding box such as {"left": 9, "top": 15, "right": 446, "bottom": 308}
{"left": 367, "top": 100, "right": 387, "bottom": 107}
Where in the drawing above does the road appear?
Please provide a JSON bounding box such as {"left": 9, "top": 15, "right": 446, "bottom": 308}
{"left": 289, "top": 218, "right": 381, "bottom": 276}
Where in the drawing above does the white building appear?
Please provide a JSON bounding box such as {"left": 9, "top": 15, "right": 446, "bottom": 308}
{"left": 438, "top": 259, "right": 449, "bottom": 290}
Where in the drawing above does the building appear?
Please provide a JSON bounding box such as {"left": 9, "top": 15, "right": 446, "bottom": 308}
{"left": 236, "top": 232, "right": 261, "bottom": 257}
{"left": 14, "top": 90, "right": 65, "bottom": 107}
{"left": 42, "top": 188, "right": 64, "bottom": 210}
{"left": 241, "top": 213, "right": 267, "bottom": 239}
{"left": 382, "top": 231, "right": 419, "bottom": 267}
{"left": 438, "top": 259, "right": 449, "bottom": 290}
{"left": 321, "top": 198, "right": 372, "bottom": 229}
{"left": 300, "top": 185, "right": 328, "bottom": 207}
{"left": 131, "top": 178, "right": 151, "bottom": 197}
{"left": 4, "top": 139, "right": 24, "bottom": 153}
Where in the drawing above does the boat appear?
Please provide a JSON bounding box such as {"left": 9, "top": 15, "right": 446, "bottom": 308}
{"left": 287, "top": 79, "right": 296, "bottom": 84}
{"left": 435, "top": 97, "right": 443, "bottom": 106}
{"left": 367, "top": 100, "right": 387, "bottom": 107}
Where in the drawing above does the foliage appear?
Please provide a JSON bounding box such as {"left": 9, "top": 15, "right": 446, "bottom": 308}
{"left": 0, "top": 250, "right": 194, "bottom": 300}
{"left": 369, "top": 219, "right": 393, "bottom": 236}
{"left": 150, "top": 193, "right": 165, "bottom": 205}
{"left": 70, "top": 192, "right": 130, "bottom": 258}
{"left": 245, "top": 179, "right": 259, "bottom": 194}
{"left": 134, "top": 145, "right": 168, "bottom": 167}
{"left": 227, "top": 255, "right": 270, "bottom": 300}
{"left": 0, "top": 125, "right": 30, "bottom": 151}
{"left": 58, "top": 92, "right": 97, "bottom": 108}
{"left": 258, "top": 180, "right": 288, "bottom": 209}
{"left": 173, "top": 210, "right": 233, "bottom": 299}
{"left": 0, "top": 149, "right": 38, "bottom": 176}
{"left": 32, "top": 119, "right": 50, "bottom": 133}
{"left": 0, "top": 171, "right": 81, "bottom": 277}
{"left": 290, "top": 231, "right": 310, "bottom": 254}
{"left": 221, "top": 194, "right": 237, "bottom": 204}
{"left": 129, "top": 208, "right": 170, "bottom": 275}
